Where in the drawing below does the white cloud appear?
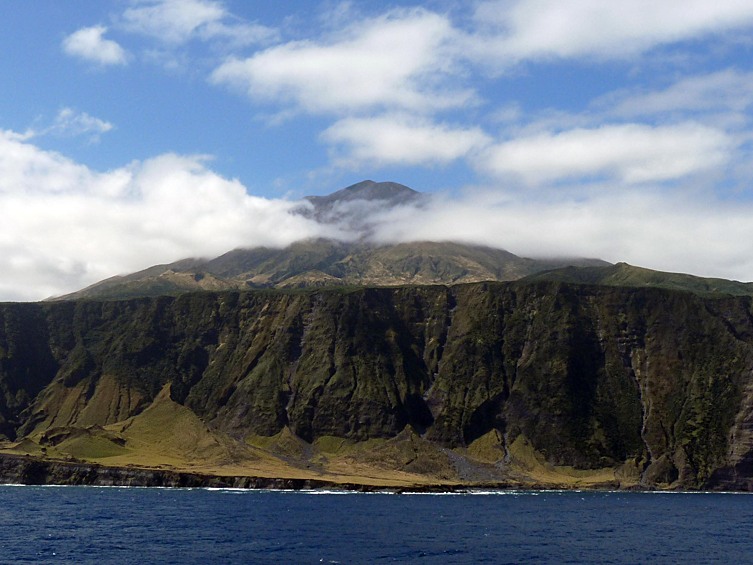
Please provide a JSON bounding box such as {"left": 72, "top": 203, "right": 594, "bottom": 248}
{"left": 0, "top": 131, "right": 331, "bottom": 301}
{"left": 211, "top": 8, "right": 470, "bottom": 115}
{"left": 20, "top": 0, "right": 753, "bottom": 303}
{"left": 62, "top": 26, "right": 128, "bottom": 66}
{"left": 471, "top": 0, "right": 753, "bottom": 62}
{"left": 122, "top": 0, "right": 276, "bottom": 46}
{"left": 322, "top": 115, "right": 491, "bottom": 167}
{"left": 477, "top": 123, "right": 733, "bottom": 184}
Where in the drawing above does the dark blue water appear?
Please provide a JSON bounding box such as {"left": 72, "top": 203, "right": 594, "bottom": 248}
{"left": 0, "top": 487, "right": 751, "bottom": 564}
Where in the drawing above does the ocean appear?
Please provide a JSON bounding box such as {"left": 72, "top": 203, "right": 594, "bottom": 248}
{"left": 0, "top": 487, "right": 750, "bottom": 563}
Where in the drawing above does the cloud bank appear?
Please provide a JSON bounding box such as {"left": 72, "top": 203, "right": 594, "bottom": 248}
{"left": 367, "top": 190, "right": 753, "bottom": 283}
{"left": 3, "top": 128, "right": 753, "bottom": 302}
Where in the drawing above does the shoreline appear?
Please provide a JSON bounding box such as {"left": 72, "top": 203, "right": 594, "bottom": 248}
{"left": 0, "top": 452, "right": 745, "bottom": 494}
{"left": 0, "top": 452, "right": 515, "bottom": 493}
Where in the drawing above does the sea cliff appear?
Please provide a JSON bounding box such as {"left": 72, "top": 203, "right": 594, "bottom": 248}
{"left": 1, "top": 281, "right": 752, "bottom": 490}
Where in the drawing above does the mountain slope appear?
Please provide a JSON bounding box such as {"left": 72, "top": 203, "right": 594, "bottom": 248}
{"left": 53, "top": 239, "right": 608, "bottom": 301}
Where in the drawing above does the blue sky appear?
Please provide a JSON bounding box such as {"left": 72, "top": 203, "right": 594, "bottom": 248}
{"left": 3, "top": 0, "right": 753, "bottom": 300}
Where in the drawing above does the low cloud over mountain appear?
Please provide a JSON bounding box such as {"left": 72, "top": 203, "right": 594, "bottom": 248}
{"left": 3, "top": 127, "right": 753, "bottom": 301}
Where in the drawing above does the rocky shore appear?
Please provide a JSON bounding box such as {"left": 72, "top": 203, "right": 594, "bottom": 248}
{"left": 0, "top": 453, "right": 368, "bottom": 490}
{"left": 0, "top": 453, "right": 513, "bottom": 492}
{"left": 3, "top": 453, "right": 751, "bottom": 492}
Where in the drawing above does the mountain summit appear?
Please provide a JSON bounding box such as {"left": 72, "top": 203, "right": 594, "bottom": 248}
{"left": 296, "top": 180, "right": 422, "bottom": 227}
{"left": 305, "top": 180, "right": 420, "bottom": 207}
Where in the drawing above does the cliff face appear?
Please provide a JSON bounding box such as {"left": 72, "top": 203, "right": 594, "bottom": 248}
{"left": 2, "top": 282, "right": 752, "bottom": 489}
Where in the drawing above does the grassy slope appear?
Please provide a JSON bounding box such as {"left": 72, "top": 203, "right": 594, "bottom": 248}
{"left": 53, "top": 240, "right": 608, "bottom": 301}
{"left": 525, "top": 263, "right": 753, "bottom": 297}
{"left": 0, "top": 385, "right": 626, "bottom": 489}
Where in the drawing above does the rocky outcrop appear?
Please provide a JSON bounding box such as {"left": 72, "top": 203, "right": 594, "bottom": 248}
{"left": 3, "top": 281, "right": 753, "bottom": 489}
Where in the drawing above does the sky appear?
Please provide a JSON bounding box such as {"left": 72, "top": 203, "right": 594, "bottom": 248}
{"left": 3, "top": 0, "right": 753, "bottom": 300}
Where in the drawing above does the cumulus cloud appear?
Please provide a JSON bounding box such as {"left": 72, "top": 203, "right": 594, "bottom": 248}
{"left": 62, "top": 26, "right": 128, "bottom": 66}
{"left": 0, "top": 130, "right": 330, "bottom": 301}
{"left": 122, "top": 0, "right": 276, "bottom": 46}
{"left": 476, "top": 123, "right": 733, "bottom": 185}
{"left": 124, "top": 0, "right": 222, "bottom": 43}
{"left": 471, "top": 0, "right": 753, "bottom": 62}
{"left": 211, "top": 8, "right": 469, "bottom": 115}
{"left": 322, "top": 115, "right": 491, "bottom": 167}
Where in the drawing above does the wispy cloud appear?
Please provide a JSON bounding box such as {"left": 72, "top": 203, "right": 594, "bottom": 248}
{"left": 62, "top": 26, "right": 128, "bottom": 66}
{"left": 99, "top": 1, "right": 753, "bottom": 182}
{"left": 122, "top": 0, "right": 277, "bottom": 46}
{"left": 122, "top": 0, "right": 223, "bottom": 43}
{"left": 20, "top": 109, "right": 114, "bottom": 144}
{"left": 599, "top": 69, "right": 753, "bottom": 119}
{"left": 46, "top": 108, "right": 114, "bottom": 142}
